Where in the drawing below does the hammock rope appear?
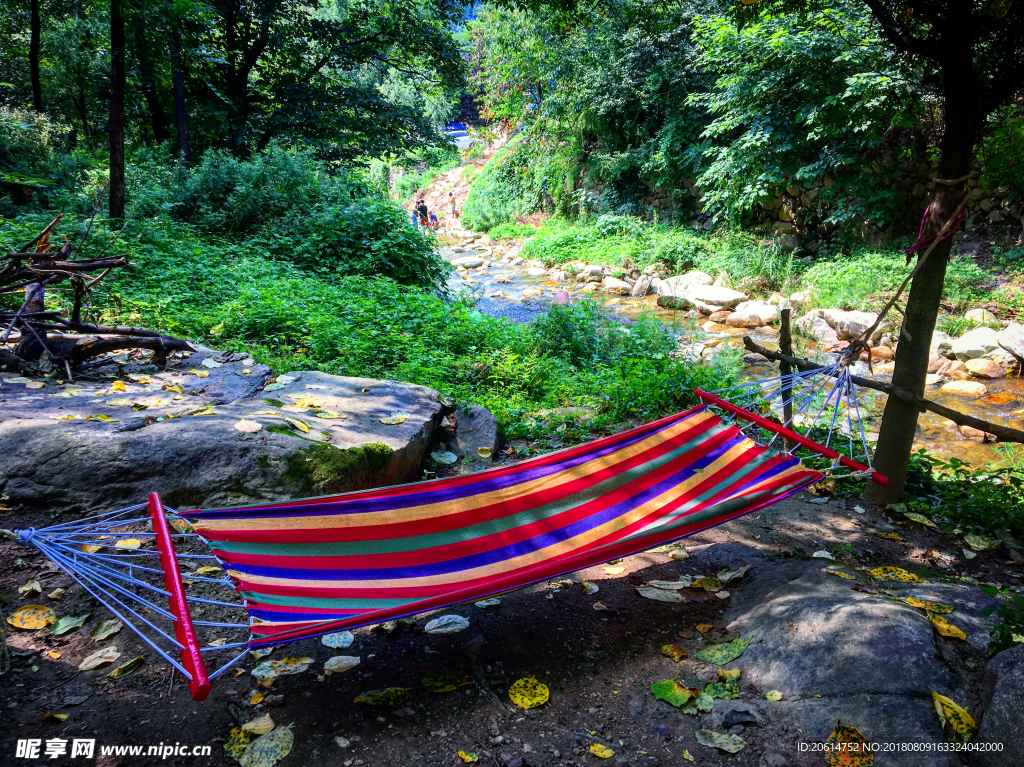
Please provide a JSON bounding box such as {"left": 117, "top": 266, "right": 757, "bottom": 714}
{"left": 11, "top": 370, "right": 885, "bottom": 702}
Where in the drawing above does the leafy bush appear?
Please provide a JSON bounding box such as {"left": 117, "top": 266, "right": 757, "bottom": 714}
{"left": 0, "top": 110, "right": 90, "bottom": 214}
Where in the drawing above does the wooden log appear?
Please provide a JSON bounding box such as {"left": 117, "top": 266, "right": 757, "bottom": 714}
{"left": 742, "top": 336, "right": 1024, "bottom": 444}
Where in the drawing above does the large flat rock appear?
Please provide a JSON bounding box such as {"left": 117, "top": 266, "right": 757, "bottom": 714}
{"left": 0, "top": 364, "right": 445, "bottom": 514}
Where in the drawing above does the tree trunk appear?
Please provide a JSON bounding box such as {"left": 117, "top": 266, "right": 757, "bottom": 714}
{"left": 134, "top": 20, "right": 170, "bottom": 143}
{"left": 75, "top": 75, "right": 93, "bottom": 152}
{"left": 863, "top": 60, "right": 977, "bottom": 504}
{"left": 29, "top": 0, "right": 44, "bottom": 112}
{"left": 169, "top": 20, "right": 191, "bottom": 169}
{"left": 109, "top": 0, "right": 126, "bottom": 218}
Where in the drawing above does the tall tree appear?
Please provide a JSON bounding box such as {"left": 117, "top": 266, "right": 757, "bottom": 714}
{"left": 133, "top": 17, "right": 170, "bottom": 143}
{"left": 109, "top": 0, "right": 125, "bottom": 217}
{"left": 29, "top": 0, "right": 44, "bottom": 111}
{"left": 168, "top": 15, "right": 190, "bottom": 168}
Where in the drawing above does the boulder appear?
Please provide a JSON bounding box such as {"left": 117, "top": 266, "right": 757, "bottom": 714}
{"left": 965, "top": 358, "right": 1006, "bottom": 379}
{"left": 998, "top": 322, "right": 1024, "bottom": 360}
{"left": 987, "top": 347, "right": 1019, "bottom": 372}
{"left": 708, "top": 310, "right": 732, "bottom": 323}
{"left": 789, "top": 290, "right": 812, "bottom": 313}
{"left": 767, "top": 293, "right": 791, "bottom": 311}
{"left": 794, "top": 310, "right": 833, "bottom": 341}
{"left": 940, "top": 380, "right": 989, "bottom": 397}
{"left": 965, "top": 308, "right": 1000, "bottom": 328}
{"left": 869, "top": 345, "right": 894, "bottom": 361}
{"left": 931, "top": 330, "right": 954, "bottom": 359}
{"left": 453, "top": 404, "right": 499, "bottom": 468}
{"left": 822, "top": 309, "right": 880, "bottom": 341}
{"left": 927, "top": 356, "right": 946, "bottom": 373}
{"left": 730, "top": 300, "right": 779, "bottom": 326}
{"left": 602, "top": 276, "right": 633, "bottom": 295}
{"left": 654, "top": 271, "right": 714, "bottom": 309}
{"left": 712, "top": 271, "right": 733, "bottom": 289}
{"left": 526, "top": 267, "right": 547, "bottom": 277}
{"left": 630, "top": 275, "right": 653, "bottom": 297}
{"left": 974, "top": 645, "right": 1024, "bottom": 766}
{"left": 682, "top": 285, "right": 748, "bottom": 314}
{"left": 450, "top": 256, "right": 484, "bottom": 269}
{"left": 649, "top": 277, "right": 664, "bottom": 293}
{"left": 549, "top": 269, "right": 567, "bottom": 282}
{"left": 0, "top": 368, "right": 446, "bottom": 514}
{"left": 952, "top": 327, "right": 1001, "bottom": 360}
{"left": 725, "top": 313, "right": 761, "bottom": 329}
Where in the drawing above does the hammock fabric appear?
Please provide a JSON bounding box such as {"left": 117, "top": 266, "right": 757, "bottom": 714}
{"left": 185, "top": 404, "right": 822, "bottom": 647}
{"left": 13, "top": 370, "right": 885, "bottom": 702}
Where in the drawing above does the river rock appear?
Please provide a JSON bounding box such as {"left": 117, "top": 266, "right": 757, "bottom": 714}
{"left": 526, "top": 267, "right": 547, "bottom": 277}
{"left": 602, "top": 276, "right": 633, "bottom": 295}
{"left": 0, "top": 369, "right": 446, "bottom": 514}
{"left": 454, "top": 404, "right": 499, "bottom": 468}
{"left": 998, "top": 322, "right": 1024, "bottom": 361}
{"left": 730, "top": 300, "right": 779, "bottom": 326}
{"left": 965, "top": 358, "right": 1006, "bottom": 379}
{"left": 940, "top": 380, "right": 989, "bottom": 397}
{"left": 965, "top": 308, "right": 1000, "bottom": 328}
{"left": 794, "top": 310, "right": 833, "bottom": 341}
{"left": 682, "top": 285, "right": 748, "bottom": 314}
{"left": 789, "top": 290, "right": 812, "bottom": 313}
{"left": 655, "top": 271, "right": 714, "bottom": 309}
{"left": 870, "top": 345, "right": 894, "bottom": 361}
{"left": 630, "top": 275, "right": 653, "bottom": 297}
{"left": 549, "top": 269, "right": 567, "bottom": 282}
{"left": 451, "top": 256, "right": 485, "bottom": 269}
{"left": 821, "top": 309, "right": 879, "bottom": 341}
{"left": 725, "top": 313, "right": 760, "bottom": 329}
{"left": 709, "top": 310, "right": 732, "bottom": 323}
{"left": 973, "top": 645, "right": 1024, "bottom": 766}
{"left": 931, "top": 330, "right": 954, "bottom": 359}
{"left": 927, "top": 356, "right": 946, "bottom": 373}
{"left": 713, "top": 271, "right": 733, "bottom": 289}
{"left": 952, "top": 327, "right": 1001, "bottom": 360}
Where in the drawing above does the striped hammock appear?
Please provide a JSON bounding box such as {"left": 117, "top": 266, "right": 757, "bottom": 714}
{"left": 185, "top": 404, "right": 822, "bottom": 646}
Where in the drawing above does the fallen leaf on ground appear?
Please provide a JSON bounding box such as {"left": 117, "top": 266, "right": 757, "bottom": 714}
{"left": 704, "top": 680, "right": 740, "bottom": 699}
{"left": 201, "top": 358, "right": 223, "bottom": 368}
{"left": 474, "top": 598, "right": 501, "bottom": 608}
{"left": 354, "top": 688, "right": 411, "bottom": 705}
{"left": 695, "top": 729, "right": 746, "bottom": 753}
{"left": 582, "top": 581, "right": 600, "bottom": 595}
{"left": 476, "top": 447, "right": 493, "bottom": 458}
{"left": 248, "top": 693, "right": 264, "bottom": 705}
{"left": 904, "top": 511, "right": 939, "bottom": 529}
{"left": 717, "top": 565, "right": 750, "bottom": 583}
{"left": 871, "top": 566, "right": 927, "bottom": 583}
{"left": 647, "top": 578, "right": 693, "bottom": 590}
{"left": 432, "top": 450, "right": 458, "bottom": 465}
{"left": 234, "top": 419, "right": 263, "bottom": 433}
{"left": 900, "top": 597, "right": 953, "bottom": 614}
{"left": 263, "top": 383, "right": 284, "bottom": 391}
{"left": 195, "top": 565, "right": 222, "bottom": 575}
{"left": 876, "top": 532, "right": 903, "bottom": 541}
{"left": 164, "top": 384, "right": 183, "bottom": 394}
{"left": 252, "top": 657, "right": 313, "bottom": 679}
{"left": 696, "top": 624, "right": 713, "bottom": 634}
{"left": 242, "top": 713, "right": 275, "bottom": 736}
{"left": 824, "top": 723, "right": 873, "bottom": 766}
{"left": 766, "top": 690, "right": 783, "bottom": 701}
{"left": 589, "top": 743, "right": 614, "bottom": 758}
{"left": 192, "top": 407, "right": 218, "bottom": 416}
{"left": 457, "top": 752, "right": 479, "bottom": 763}
{"left": 321, "top": 631, "right": 354, "bottom": 648}
{"left": 930, "top": 614, "right": 967, "bottom": 640}
{"left": 650, "top": 679, "right": 698, "bottom": 708}
{"left": 324, "top": 656, "right": 360, "bottom": 674}
{"left": 282, "top": 416, "right": 309, "bottom": 433}
{"left": 932, "top": 690, "right": 976, "bottom": 743}
{"left": 812, "top": 550, "right": 836, "bottom": 560}
{"left": 695, "top": 637, "right": 751, "bottom": 665}
{"left": 422, "top": 675, "right": 473, "bottom": 693}
{"left": 276, "top": 374, "right": 298, "bottom": 384}
{"left": 692, "top": 576, "right": 723, "bottom": 591}
{"left": 47, "top": 650, "right": 60, "bottom": 660}
{"left": 963, "top": 533, "right": 991, "bottom": 551}
{"left": 592, "top": 602, "right": 607, "bottom": 611}
{"left": 111, "top": 381, "right": 126, "bottom": 392}
{"left": 509, "top": 677, "right": 549, "bottom": 709}
{"left": 224, "top": 727, "right": 252, "bottom": 761}
{"left": 50, "top": 614, "right": 90, "bottom": 635}
{"left": 380, "top": 411, "right": 411, "bottom": 425}
{"left": 250, "top": 647, "right": 273, "bottom": 659}
{"left": 715, "top": 590, "right": 731, "bottom": 599}
{"left": 603, "top": 566, "right": 626, "bottom": 575}
{"left": 681, "top": 749, "right": 695, "bottom": 762}
{"left": 661, "top": 644, "right": 686, "bottom": 662}
{"left": 79, "top": 646, "right": 119, "bottom": 670}
{"left": 42, "top": 712, "right": 68, "bottom": 722}
{"left": 7, "top": 605, "right": 56, "bottom": 630}
{"left": 238, "top": 726, "right": 293, "bottom": 767}
{"left": 636, "top": 586, "right": 683, "bottom": 603}
{"left": 425, "top": 615, "right": 469, "bottom": 634}
{"left": 669, "top": 548, "right": 690, "bottom": 561}
{"left": 826, "top": 568, "right": 856, "bottom": 580}
{"left": 718, "top": 667, "right": 741, "bottom": 682}
{"left": 313, "top": 409, "right": 345, "bottom": 419}
{"left": 107, "top": 655, "right": 144, "bottom": 679}
{"left": 19, "top": 579, "right": 41, "bottom": 596}
{"left": 114, "top": 538, "right": 141, "bottom": 549}
{"left": 964, "top": 549, "right": 978, "bottom": 559}
{"left": 90, "top": 619, "right": 123, "bottom": 642}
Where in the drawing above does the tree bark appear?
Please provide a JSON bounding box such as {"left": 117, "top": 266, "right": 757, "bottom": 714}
{"left": 134, "top": 19, "right": 170, "bottom": 143}
{"left": 29, "top": 0, "right": 44, "bottom": 112}
{"left": 109, "top": 0, "right": 126, "bottom": 218}
{"left": 75, "top": 76, "right": 93, "bottom": 151}
{"left": 863, "top": 55, "right": 978, "bottom": 504}
{"left": 169, "top": 19, "right": 191, "bottom": 169}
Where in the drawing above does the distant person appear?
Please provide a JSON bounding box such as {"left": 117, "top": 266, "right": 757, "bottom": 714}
{"left": 410, "top": 210, "right": 419, "bottom": 230}
{"left": 429, "top": 212, "right": 439, "bottom": 231}
{"left": 416, "top": 199, "right": 429, "bottom": 227}
{"left": 448, "top": 191, "right": 459, "bottom": 219}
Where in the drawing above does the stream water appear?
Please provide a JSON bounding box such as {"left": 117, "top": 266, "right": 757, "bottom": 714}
{"left": 439, "top": 237, "right": 1024, "bottom": 469}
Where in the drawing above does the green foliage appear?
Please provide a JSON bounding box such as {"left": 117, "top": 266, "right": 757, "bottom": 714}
{"left": 980, "top": 586, "right": 1024, "bottom": 653}
{"left": 391, "top": 146, "right": 461, "bottom": 202}
{"left": 0, "top": 110, "right": 90, "bottom": 213}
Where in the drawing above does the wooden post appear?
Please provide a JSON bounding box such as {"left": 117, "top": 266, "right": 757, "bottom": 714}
{"left": 780, "top": 307, "right": 794, "bottom": 451}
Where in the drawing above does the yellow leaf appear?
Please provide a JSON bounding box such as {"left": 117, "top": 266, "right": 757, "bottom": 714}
{"left": 509, "top": 677, "right": 549, "bottom": 709}
{"left": 242, "top": 713, "right": 275, "bottom": 735}
{"left": 87, "top": 414, "right": 120, "bottom": 423}
{"left": 282, "top": 416, "right": 309, "bottom": 433}
{"left": 765, "top": 690, "right": 783, "bottom": 701}
{"left": 824, "top": 723, "right": 873, "bottom": 766}
{"left": 224, "top": 727, "right": 252, "bottom": 761}
{"left": 79, "top": 646, "right": 119, "bottom": 670}
{"left": 696, "top": 623, "right": 713, "bottom": 634}
{"left": 661, "top": 644, "right": 686, "bottom": 662}
{"left": 904, "top": 511, "right": 939, "bottom": 529}
{"left": 47, "top": 588, "right": 64, "bottom": 600}
{"left": 930, "top": 613, "right": 967, "bottom": 640}
{"left": 476, "top": 447, "right": 493, "bottom": 458}
{"left": 603, "top": 566, "right": 626, "bottom": 575}
{"left": 127, "top": 374, "right": 152, "bottom": 384}
{"left": 249, "top": 693, "right": 264, "bottom": 705}
{"left": 192, "top": 407, "right": 218, "bottom": 416}
{"left": 931, "top": 690, "right": 976, "bottom": 743}
{"left": 876, "top": 532, "right": 902, "bottom": 541}
{"left": 115, "top": 538, "right": 141, "bottom": 550}
{"left": 589, "top": 744, "right": 614, "bottom": 758}
{"left": 681, "top": 750, "right": 695, "bottom": 762}
{"left": 901, "top": 597, "right": 953, "bottom": 614}
{"left": 19, "top": 579, "right": 41, "bottom": 596}
{"left": 582, "top": 581, "right": 599, "bottom": 595}
{"left": 111, "top": 381, "right": 126, "bottom": 392}
{"left": 107, "top": 655, "right": 144, "bottom": 679}
{"left": 379, "top": 411, "right": 411, "bottom": 425}
{"left": 195, "top": 566, "right": 223, "bottom": 575}
{"left": 313, "top": 409, "right": 345, "bottom": 419}
{"left": 42, "top": 712, "right": 68, "bottom": 722}
{"left": 47, "top": 651, "right": 62, "bottom": 659}
{"left": 163, "top": 384, "right": 183, "bottom": 393}
{"left": 188, "top": 369, "right": 210, "bottom": 378}
{"left": 239, "top": 726, "right": 292, "bottom": 767}
{"left": 457, "top": 751, "right": 479, "bottom": 763}
{"left": 963, "top": 533, "right": 991, "bottom": 551}
{"left": 870, "top": 566, "right": 928, "bottom": 583}
{"left": 718, "top": 667, "right": 741, "bottom": 682}
{"left": 7, "top": 605, "right": 57, "bottom": 630}
{"left": 234, "top": 419, "right": 263, "bottom": 433}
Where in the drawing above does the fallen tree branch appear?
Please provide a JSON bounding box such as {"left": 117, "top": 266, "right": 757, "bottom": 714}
{"left": 743, "top": 337, "right": 1024, "bottom": 444}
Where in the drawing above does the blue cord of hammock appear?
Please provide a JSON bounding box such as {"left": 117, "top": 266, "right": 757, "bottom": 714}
{"left": 13, "top": 502, "right": 252, "bottom": 683}
{"left": 707, "top": 362, "right": 875, "bottom": 476}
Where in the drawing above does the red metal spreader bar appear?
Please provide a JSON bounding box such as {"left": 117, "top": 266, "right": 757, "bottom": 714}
{"left": 694, "top": 389, "right": 888, "bottom": 487}
{"left": 147, "top": 492, "right": 211, "bottom": 701}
